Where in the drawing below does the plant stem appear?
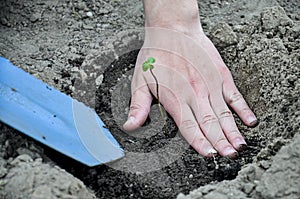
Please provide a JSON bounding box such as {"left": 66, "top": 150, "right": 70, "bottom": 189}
{"left": 150, "top": 69, "right": 166, "bottom": 126}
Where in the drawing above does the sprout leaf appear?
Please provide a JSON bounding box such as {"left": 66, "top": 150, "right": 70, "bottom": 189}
{"left": 147, "top": 57, "right": 156, "bottom": 64}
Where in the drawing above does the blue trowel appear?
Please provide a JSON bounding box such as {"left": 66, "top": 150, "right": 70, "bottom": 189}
{"left": 0, "top": 57, "right": 124, "bottom": 166}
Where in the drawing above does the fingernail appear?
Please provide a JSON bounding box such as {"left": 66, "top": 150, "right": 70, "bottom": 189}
{"left": 228, "top": 152, "right": 239, "bottom": 159}
{"left": 247, "top": 115, "right": 257, "bottom": 126}
{"left": 223, "top": 147, "right": 238, "bottom": 158}
{"left": 234, "top": 138, "right": 247, "bottom": 151}
{"left": 124, "top": 116, "right": 135, "bottom": 126}
{"left": 238, "top": 144, "right": 248, "bottom": 151}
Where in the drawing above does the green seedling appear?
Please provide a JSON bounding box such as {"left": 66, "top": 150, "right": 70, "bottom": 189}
{"left": 142, "top": 57, "right": 166, "bottom": 126}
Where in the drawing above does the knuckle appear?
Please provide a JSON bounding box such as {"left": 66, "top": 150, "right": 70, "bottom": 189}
{"left": 180, "top": 119, "right": 198, "bottom": 131}
{"left": 241, "top": 107, "right": 252, "bottom": 113}
{"left": 130, "top": 103, "right": 150, "bottom": 114}
{"left": 219, "top": 110, "right": 233, "bottom": 119}
{"left": 213, "top": 137, "right": 228, "bottom": 149}
{"left": 191, "top": 136, "right": 205, "bottom": 146}
{"left": 201, "top": 114, "right": 218, "bottom": 125}
{"left": 229, "top": 92, "right": 243, "bottom": 104}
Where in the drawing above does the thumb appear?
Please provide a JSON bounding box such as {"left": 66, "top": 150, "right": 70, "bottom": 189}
{"left": 123, "top": 87, "right": 153, "bottom": 131}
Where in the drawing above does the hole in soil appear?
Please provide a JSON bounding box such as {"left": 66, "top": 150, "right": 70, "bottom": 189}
{"left": 0, "top": 50, "right": 262, "bottom": 199}
{"left": 51, "top": 50, "right": 261, "bottom": 198}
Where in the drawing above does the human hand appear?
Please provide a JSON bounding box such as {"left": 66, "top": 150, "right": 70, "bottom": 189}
{"left": 123, "top": 0, "right": 257, "bottom": 158}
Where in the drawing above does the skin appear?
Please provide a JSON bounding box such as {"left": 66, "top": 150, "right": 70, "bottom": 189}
{"left": 123, "top": 0, "right": 257, "bottom": 158}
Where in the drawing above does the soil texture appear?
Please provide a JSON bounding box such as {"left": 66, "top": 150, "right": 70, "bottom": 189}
{"left": 0, "top": 0, "right": 299, "bottom": 199}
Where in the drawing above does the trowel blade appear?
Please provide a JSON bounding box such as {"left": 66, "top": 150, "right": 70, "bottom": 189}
{"left": 0, "top": 57, "right": 124, "bottom": 166}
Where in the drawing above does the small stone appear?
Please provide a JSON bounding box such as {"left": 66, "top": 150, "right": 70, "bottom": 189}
{"left": 0, "top": 167, "right": 7, "bottom": 178}
{"left": 40, "top": 61, "right": 51, "bottom": 68}
{"left": 32, "top": 158, "right": 43, "bottom": 166}
{"left": 78, "top": 70, "right": 88, "bottom": 81}
{"left": 77, "top": 2, "right": 87, "bottom": 10}
{"left": 89, "top": 72, "right": 97, "bottom": 78}
{"left": 243, "top": 183, "right": 255, "bottom": 194}
{"left": 10, "top": 154, "right": 33, "bottom": 165}
{"left": 101, "top": 24, "right": 110, "bottom": 29}
{"left": 83, "top": 25, "right": 94, "bottom": 30}
{"left": 0, "top": 158, "right": 7, "bottom": 178}
{"left": 261, "top": 6, "right": 293, "bottom": 31}
{"left": 30, "top": 13, "right": 41, "bottom": 23}
{"left": 0, "top": 179, "right": 8, "bottom": 186}
{"left": 0, "top": 17, "right": 10, "bottom": 27}
{"left": 86, "top": 11, "right": 93, "bottom": 18}
{"left": 209, "top": 22, "right": 238, "bottom": 48}
{"left": 16, "top": 147, "right": 40, "bottom": 159}
{"left": 259, "top": 160, "right": 271, "bottom": 169}
{"left": 71, "top": 67, "right": 79, "bottom": 72}
{"left": 99, "top": 8, "right": 109, "bottom": 14}
{"left": 37, "top": 66, "right": 44, "bottom": 72}
{"left": 95, "top": 75, "right": 104, "bottom": 86}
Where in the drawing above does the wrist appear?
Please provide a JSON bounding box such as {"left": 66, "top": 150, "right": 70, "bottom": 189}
{"left": 143, "top": 0, "right": 203, "bottom": 35}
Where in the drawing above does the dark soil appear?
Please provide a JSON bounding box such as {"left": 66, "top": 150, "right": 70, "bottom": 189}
{"left": 0, "top": 49, "right": 261, "bottom": 199}
{"left": 0, "top": 0, "right": 299, "bottom": 199}
{"left": 44, "top": 50, "right": 262, "bottom": 199}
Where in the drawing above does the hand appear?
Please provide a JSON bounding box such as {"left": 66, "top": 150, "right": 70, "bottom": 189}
{"left": 123, "top": 0, "right": 257, "bottom": 158}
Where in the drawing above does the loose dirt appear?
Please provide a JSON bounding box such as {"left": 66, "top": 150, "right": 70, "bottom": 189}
{"left": 0, "top": 0, "right": 299, "bottom": 198}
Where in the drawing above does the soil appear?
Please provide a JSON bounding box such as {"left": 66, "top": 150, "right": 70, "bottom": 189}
{"left": 0, "top": 0, "right": 299, "bottom": 199}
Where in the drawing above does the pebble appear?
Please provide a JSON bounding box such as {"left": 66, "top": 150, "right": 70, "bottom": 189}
{"left": 37, "top": 66, "right": 44, "bottom": 72}
{"left": 10, "top": 154, "right": 33, "bottom": 165}
{"left": 0, "top": 179, "right": 8, "bottom": 186}
{"left": 99, "top": 8, "right": 110, "bottom": 14}
{"left": 259, "top": 160, "right": 271, "bottom": 169}
{"left": 32, "top": 158, "right": 43, "bottom": 166}
{"left": 71, "top": 67, "right": 79, "bottom": 72}
{"left": 243, "top": 183, "right": 255, "bottom": 194}
{"left": 77, "top": 2, "right": 87, "bottom": 11}
{"left": 40, "top": 61, "right": 51, "bottom": 68}
{"left": 86, "top": 11, "right": 93, "bottom": 18}
{"left": 0, "top": 17, "right": 10, "bottom": 27}
{"left": 101, "top": 23, "right": 110, "bottom": 29}
{"left": 0, "top": 158, "right": 7, "bottom": 178}
{"left": 83, "top": 25, "right": 94, "bottom": 30}
{"left": 89, "top": 72, "right": 97, "bottom": 78}
{"left": 95, "top": 75, "right": 103, "bottom": 86}
{"left": 30, "top": 13, "right": 41, "bottom": 23}
{"left": 78, "top": 70, "right": 88, "bottom": 81}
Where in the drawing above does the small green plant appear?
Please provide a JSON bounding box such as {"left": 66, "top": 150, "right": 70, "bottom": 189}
{"left": 142, "top": 57, "right": 166, "bottom": 126}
